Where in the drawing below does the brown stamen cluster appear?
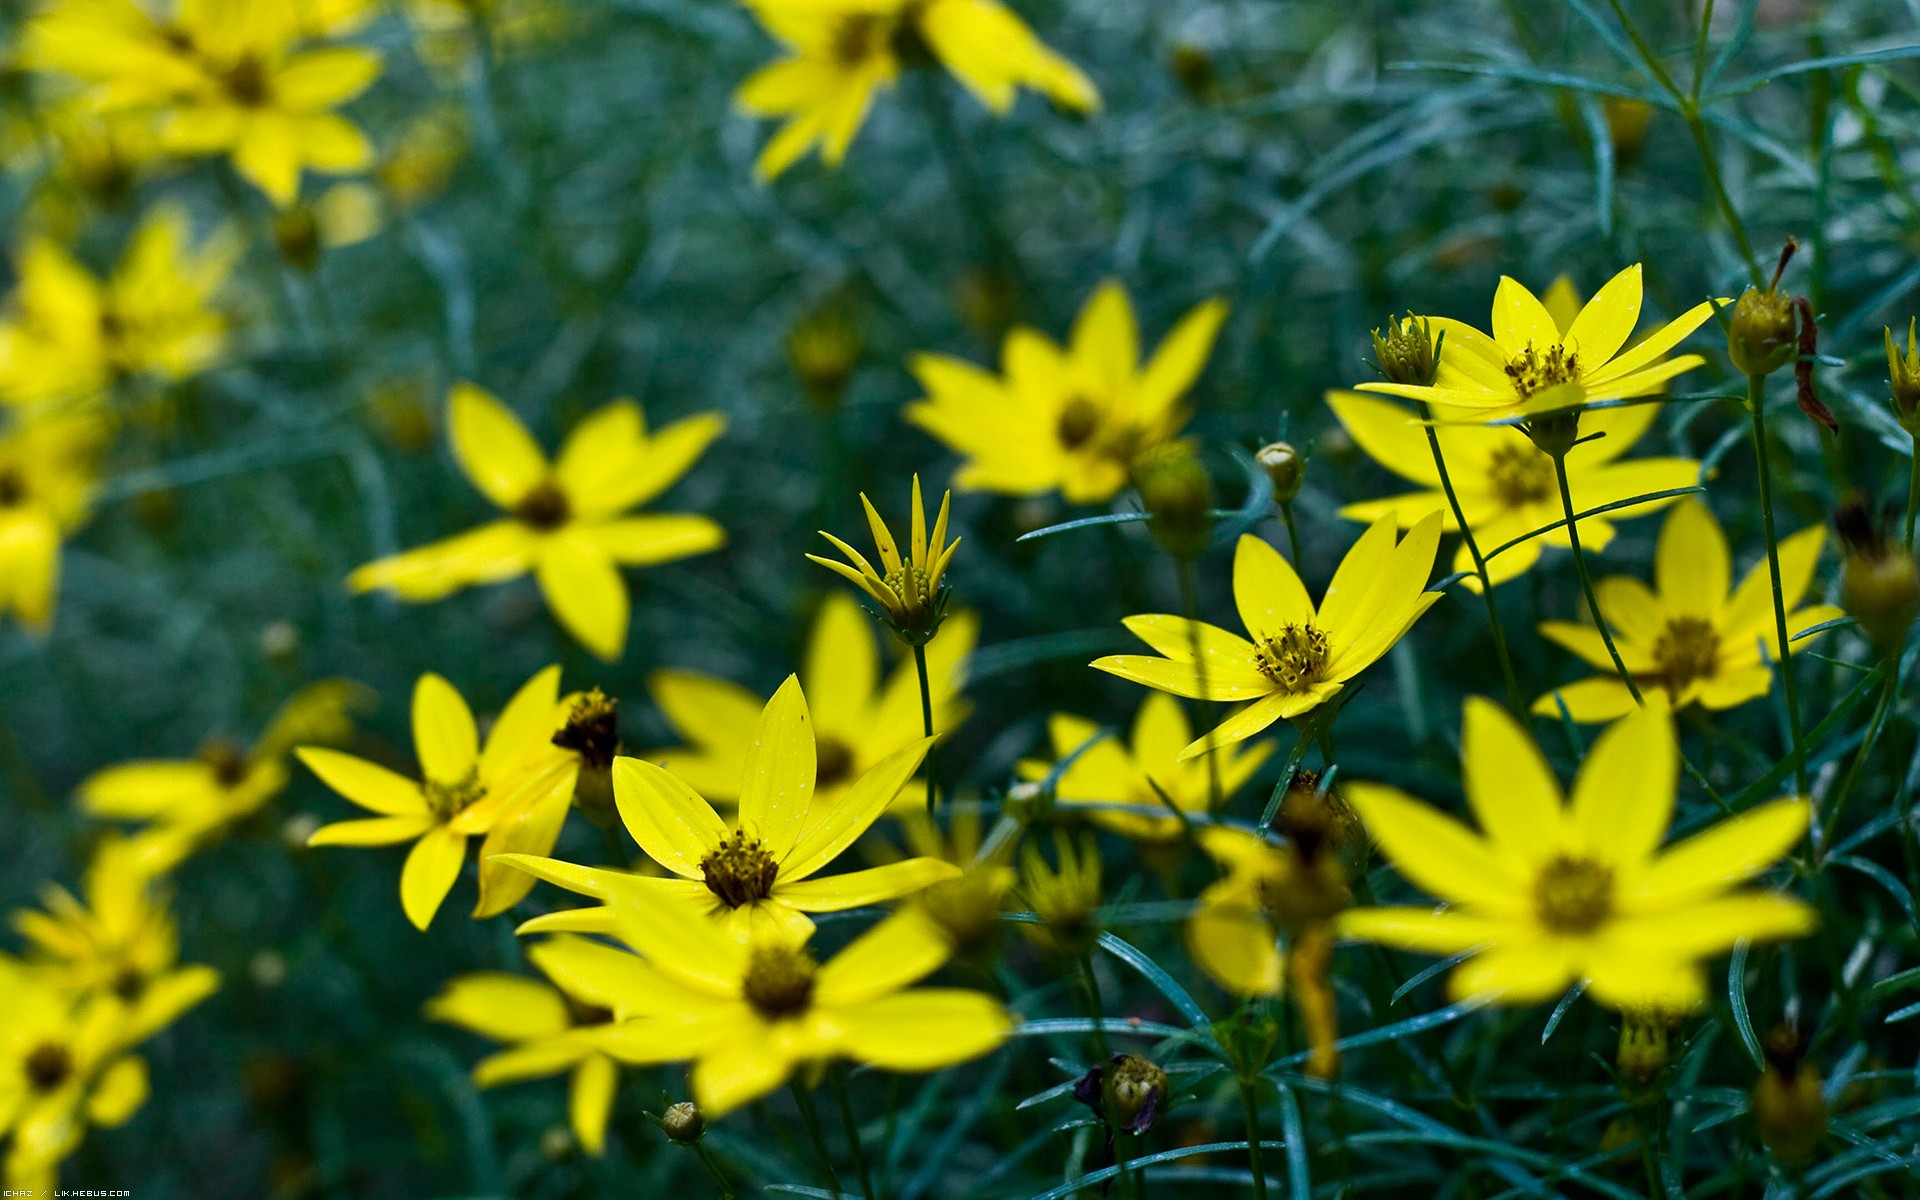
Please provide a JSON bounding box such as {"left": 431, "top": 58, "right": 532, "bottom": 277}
{"left": 1485, "top": 444, "right": 1556, "bottom": 508}
{"left": 25, "top": 1043, "right": 73, "bottom": 1093}
{"left": 1504, "top": 342, "right": 1582, "bottom": 399}
{"left": 552, "top": 689, "right": 621, "bottom": 768}
{"left": 742, "top": 944, "right": 817, "bottom": 1018}
{"left": 514, "top": 481, "right": 571, "bottom": 530}
{"left": 223, "top": 56, "right": 272, "bottom": 107}
{"left": 1533, "top": 855, "right": 1614, "bottom": 934}
{"left": 0, "top": 467, "right": 27, "bottom": 508}
{"left": 1650, "top": 615, "right": 1720, "bottom": 699}
{"left": 700, "top": 830, "right": 780, "bottom": 908}
{"left": 423, "top": 770, "right": 486, "bottom": 819}
{"left": 198, "top": 738, "right": 251, "bottom": 789}
{"left": 1056, "top": 397, "right": 1102, "bottom": 449}
{"left": 830, "top": 14, "right": 888, "bottom": 66}
{"left": 1255, "top": 624, "right": 1331, "bottom": 692}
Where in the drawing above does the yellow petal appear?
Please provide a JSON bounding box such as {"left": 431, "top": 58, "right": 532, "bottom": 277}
{"left": 569, "top": 1054, "right": 618, "bottom": 1155}
{"left": 1530, "top": 677, "right": 1642, "bottom": 725}
{"left": 813, "top": 908, "right": 953, "bottom": 1005}
{"left": 413, "top": 672, "right": 480, "bottom": 784}
{"left": 1609, "top": 892, "right": 1815, "bottom": 958}
{"left": 308, "top": 814, "right": 435, "bottom": 846}
{"left": 1490, "top": 276, "right": 1560, "bottom": 355}
{"left": 1336, "top": 906, "right": 1506, "bottom": 955}
{"left": 586, "top": 514, "right": 726, "bottom": 567}
{"left": 1563, "top": 263, "right": 1643, "bottom": 367}
{"left": 534, "top": 532, "right": 630, "bottom": 661}
{"left": 1325, "top": 390, "right": 1444, "bottom": 487}
{"left": 346, "top": 521, "right": 535, "bottom": 601}
{"left": 472, "top": 774, "right": 576, "bottom": 918}
{"left": 804, "top": 593, "right": 878, "bottom": 736}
{"left": 1231, "top": 533, "right": 1314, "bottom": 642}
{"left": 1138, "top": 297, "right": 1228, "bottom": 419}
{"left": 295, "top": 747, "right": 425, "bottom": 815}
{"left": 1069, "top": 280, "right": 1139, "bottom": 397}
{"left": 399, "top": 824, "right": 467, "bottom": 931}
{"left": 478, "top": 665, "right": 565, "bottom": 785}
{"left": 1344, "top": 781, "right": 1525, "bottom": 912}
{"left": 1584, "top": 298, "right": 1722, "bottom": 384}
{"left": 829, "top": 990, "right": 1010, "bottom": 1071}
{"left": 690, "top": 1024, "right": 804, "bottom": 1117}
{"left": 609, "top": 756, "right": 727, "bottom": 879}
{"left": 1176, "top": 690, "right": 1309, "bottom": 761}
{"left": 781, "top": 735, "right": 929, "bottom": 880}
{"left": 777, "top": 857, "right": 959, "bottom": 912}
{"left": 1460, "top": 695, "right": 1566, "bottom": 867}
{"left": 1567, "top": 706, "right": 1676, "bottom": 867}
{"left": 425, "top": 973, "right": 570, "bottom": 1041}
{"left": 1625, "top": 798, "right": 1810, "bottom": 908}
{"left": 1446, "top": 940, "right": 1576, "bottom": 1005}
{"left": 736, "top": 675, "right": 817, "bottom": 859}
{"left": 448, "top": 381, "right": 547, "bottom": 509}
{"left": 1654, "top": 499, "right": 1730, "bottom": 617}
{"left": 1187, "top": 877, "right": 1283, "bottom": 996}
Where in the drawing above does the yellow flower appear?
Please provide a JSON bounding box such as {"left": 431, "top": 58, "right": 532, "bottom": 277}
{"left": 1327, "top": 390, "right": 1700, "bottom": 588}
{"left": 0, "top": 412, "right": 104, "bottom": 634}
{"left": 0, "top": 206, "right": 236, "bottom": 411}
{"left": 1092, "top": 513, "right": 1445, "bottom": 759}
{"left": 907, "top": 283, "right": 1229, "bottom": 503}
{"left": 1356, "top": 264, "right": 1721, "bottom": 422}
{"left": 297, "top": 667, "right": 577, "bottom": 930}
{"left": 348, "top": 384, "right": 726, "bottom": 661}
{"left": 735, "top": 0, "right": 1097, "bottom": 182}
{"left": 405, "top": 0, "right": 571, "bottom": 73}
{"left": 0, "top": 967, "right": 154, "bottom": 1193}
{"left": 1, "top": 101, "right": 165, "bottom": 238}
{"left": 1017, "top": 693, "right": 1273, "bottom": 841}
{"left": 498, "top": 675, "right": 957, "bottom": 941}
{"left": 10, "top": 838, "right": 221, "bottom": 1038}
{"left": 808, "top": 474, "right": 958, "bottom": 643}
{"left": 1185, "top": 828, "right": 1293, "bottom": 997}
{"left": 1338, "top": 701, "right": 1816, "bottom": 1012}
{"left": 1534, "top": 499, "right": 1841, "bottom": 723}
{"left": 425, "top": 936, "right": 639, "bottom": 1156}
{"left": 645, "top": 592, "right": 977, "bottom": 811}
{"left": 583, "top": 888, "right": 1010, "bottom": 1117}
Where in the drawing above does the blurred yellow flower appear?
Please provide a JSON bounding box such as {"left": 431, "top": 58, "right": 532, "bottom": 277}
{"left": 1339, "top": 701, "right": 1816, "bottom": 1012}
{"left": 348, "top": 384, "right": 726, "bottom": 661}
{"left": 645, "top": 592, "right": 977, "bottom": 812}
{"left": 405, "top": 0, "right": 572, "bottom": 73}
{"left": 808, "top": 474, "right": 958, "bottom": 643}
{"left": 298, "top": 668, "right": 576, "bottom": 930}
{"left": 1185, "top": 828, "right": 1297, "bottom": 997}
{"left": 0, "top": 412, "right": 104, "bottom": 634}
{"left": 1327, "top": 390, "right": 1699, "bottom": 588}
{"left": 586, "top": 888, "right": 1010, "bottom": 1116}
{"left": 908, "top": 283, "right": 1228, "bottom": 503}
{"left": 1357, "top": 264, "right": 1720, "bottom": 422}
{"left": 499, "top": 675, "right": 955, "bottom": 941}
{"left": 1534, "top": 499, "right": 1841, "bottom": 722}
{"left": 1017, "top": 693, "right": 1273, "bottom": 840}
{"left": 736, "top": 0, "right": 1098, "bottom": 181}
{"left": 1093, "top": 514, "right": 1444, "bottom": 759}
{"left": 0, "top": 101, "right": 167, "bottom": 239}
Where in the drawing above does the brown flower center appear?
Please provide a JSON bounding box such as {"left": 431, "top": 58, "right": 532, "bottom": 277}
{"left": 815, "top": 736, "right": 856, "bottom": 789}
{"left": 198, "top": 738, "right": 251, "bottom": 788}
{"left": 552, "top": 689, "right": 620, "bottom": 768}
{"left": 514, "top": 481, "right": 572, "bottom": 531}
{"left": 742, "top": 944, "right": 817, "bottom": 1018}
{"left": 223, "top": 56, "right": 273, "bottom": 107}
{"left": 25, "top": 1043, "right": 73, "bottom": 1093}
{"left": 1255, "top": 623, "right": 1330, "bottom": 692}
{"left": 1504, "top": 342, "right": 1583, "bottom": 399}
{"left": 700, "top": 830, "right": 780, "bottom": 908}
{"left": 1485, "top": 443, "right": 1556, "bottom": 508}
{"left": 1057, "top": 396, "right": 1102, "bottom": 449}
{"left": 424, "top": 769, "right": 486, "bottom": 820}
{"left": 0, "top": 467, "right": 27, "bottom": 508}
{"left": 1650, "top": 615, "right": 1720, "bottom": 700}
{"left": 1533, "top": 855, "right": 1614, "bottom": 934}
{"left": 830, "top": 14, "right": 888, "bottom": 66}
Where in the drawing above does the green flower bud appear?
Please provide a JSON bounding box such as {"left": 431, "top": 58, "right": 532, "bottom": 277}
{"left": 1255, "top": 442, "right": 1304, "bottom": 504}
{"left": 1616, "top": 1016, "right": 1671, "bottom": 1083}
{"left": 661, "top": 1101, "right": 705, "bottom": 1144}
{"left": 1753, "top": 1026, "right": 1825, "bottom": 1165}
{"left": 1836, "top": 498, "right": 1919, "bottom": 656}
{"left": 1132, "top": 441, "right": 1214, "bottom": 561}
{"left": 1728, "top": 286, "right": 1797, "bottom": 378}
{"left": 1370, "top": 315, "right": 1441, "bottom": 387}
{"left": 1885, "top": 319, "right": 1920, "bottom": 435}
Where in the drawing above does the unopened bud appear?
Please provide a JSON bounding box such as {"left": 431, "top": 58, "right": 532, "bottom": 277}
{"left": 1255, "top": 442, "right": 1304, "bottom": 504}
{"left": 1170, "top": 45, "right": 1217, "bottom": 101}
{"left": 1522, "top": 409, "right": 1581, "bottom": 459}
{"left": 787, "top": 305, "right": 862, "bottom": 411}
{"left": 273, "top": 205, "right": 321, "bottom": 273}
{"left": 1753, "top": 1025, "right": 1825, "bottom": 1164}
{"left": 661, "top": 1101, "right": 705, "bottom": 1144}
{"left": 1132, "top": 442, "right": 1213, "bottom": 561}
{"left": 1729, "top": 240, "right": 1800, "bottom": 378}
{"left": 1616, "top": 1015, "right": 1670, "bottom": 1083}
{"left": 1371, "top": 315, "right": 1441, "bottom": 387}
{"left": 1836, "top": 497, "right": 1919, "bottom": 655}
{"left": 1885, "top": 318, "right": 1920, "bottom": 435}
{"left": 1073, "top": 1054, "right": 1168, "bottom": 1135}
{"left": 1603, "top": 97, "right": 1655, "bottom": 168}
{"left": 915, "top": 867, "right": 1012, "bottom": 965}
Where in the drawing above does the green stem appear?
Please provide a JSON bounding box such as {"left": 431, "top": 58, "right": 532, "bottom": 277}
{"left": 1906, "top": 432, "right": 1918, "bottom": 551}
{"left": 790, "top": 1081, "right": 843, "bottom": 1197}
{"left": 1279, "top": 501, "right": 1302, "bottom": 564}
{"left": 1417, "top": 409, "right": 1523, "bottom": 712}
{"left": 1551, "top": 452, "right": 1644, "bottom": 705}
{"left": 691, "top": 1141, "right": 737, "bottom": 1199}
{"left": 1258, "top": 716, "right": 1322, "bottom": 830}
{"left": 912, "top": 641, "right": 937, "bottom": 813}
{"left": 1819, "top": 655, "right": 1897, "bottom": 857}
{"left": 830, "top": 1065, "right": 876, "bottom": 1200}
{"left": 1748, "top": 376, "right": 1810, "bottom": 799}
{"left": 1176, "top": 557, "right": 1224, "bottom": 813}
{"left": 1240, "top": 1080, "right": 1270, "bottom": 1200}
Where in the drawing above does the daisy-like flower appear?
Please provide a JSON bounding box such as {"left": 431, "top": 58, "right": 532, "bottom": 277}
{"left": 584, "top": 885, "right": 1010, "bottom": 1116}
{"left": 1327, "top": 390, "right": 1699, "bottom": 588}
{"left": 1338, "top": 700, "right": 1816, "bottom": 1011}
{"left": 0, "top": 412, "right": 105, "bottom": 634}
{"left": 1356, "top": 264, "right": 1720, "bottom": 423}
{"left": 425, "top": 936, "right": 641, "bottom": 1156}
{"left": 808, "top": 474, "right": 958, "bottom": 644}
{"left": 0, "top": 206, "right": 237, "bottom": 412}
{"left": 907, "top": 283, "right": 1229, "bottom": 504}
{"left": 1092, "top": 513, "right": 1445, "bottom": 759}
{"left": 348, "top": 384, "right": 726, "bottom": 661}
{"left": 1534, "top": 499, "right": 1841, "bottom": 722}
{"left": 497, "top": 675, "right": 957, "bottom": 941}
{"left": 735, "top": 0, "right": 1098, "bottom": 182}
{"left": 645, "top": 593, "right": 977, "bottom": 812}
{"left": 1017, "top": 693, "right": 1273, "bottom": 841}
{"left": 297, "top": 668, "right": 576, "bottom": 930}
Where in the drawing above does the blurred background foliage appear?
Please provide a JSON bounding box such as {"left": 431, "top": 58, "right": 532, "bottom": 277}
{"left": 2, "top": 0, "right": 1919, "bottom": 1195}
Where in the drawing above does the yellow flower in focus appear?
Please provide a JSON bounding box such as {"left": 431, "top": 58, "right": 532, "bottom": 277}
{"left": 584, "top": 888, "right": 1010, "bottom": 1116}
{"left": 348, "top": 384, "right": 726, "bottom": 661}
{"left": 1356, "top": 264, "right": 1721, "bottom": 422}
{"left": 645, "top": 593, "right": 977, "bottom": 811}
{"left": 1093, "top": 514, "right": 1445, "bottom": 759}
{"left": 499, "top": 675, "right": 957, "bottom": 941}
{"left": 425, "top": 936, "right": 643, "bottom": 1155}
{"left": 297, "top": 667, "right": 576, "bottom": 930}
{"left": 908, "top": 283, "right": 1228, "bottom": 503}
{"left": 1327, "top": 390, "right": 1699, "bottom": 588}
{"left": 1534, "top": 499, "right": 1841, "bottom": 722}
{"left": 808, "top": 474, "right": 958, "bottom": 643}
{"left": 0, "top": 206, "right": 236, "bottom": 411}
{"left": 736, "top": 0, "right": 1098, "bottom": 181}
{"left": 1017, "top": 693, "right": 1273, "bottom": 840}
{"left": 0, "top": 412, "right": 104, "bottom": 634}
{"left": 1339, "top": 700, "right": 1816, "bottom": 1012}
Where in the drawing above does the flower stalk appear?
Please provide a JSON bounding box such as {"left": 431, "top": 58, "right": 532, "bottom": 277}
{"left": 1746, "top": 375, "right": 1810, "bottom": 799}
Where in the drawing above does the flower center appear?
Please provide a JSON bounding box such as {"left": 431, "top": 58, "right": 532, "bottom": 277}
{"left": 1255, "top": 623, "right": 1331, "bottom": 692}
{"left": 830, "top": 14, "right": 889, "bottom": 66}
{"left": 742, "top": 943, "right": 817, "bottom": 1018}
{"left": 1533, "top": 855, "right": 1614, "bottom": 934}
{"left": 111, "top": 963, "right": 148, "bottom": 1001}
{"left": 1485, "top": 443, "right": 1556, "bottom": 508}
{"left": 423, "top": 769, "right": 486, "bottom": 820}
{"left": 0, "top": 466, "right": 27, "bottom": 508}
{"left": 1650, "top": 615, "right": 1720, "bottom": 699}
{"left": 25, "top": 1042, "right": 73, "bottom": 1093}
{"left": 815, "top": 736, "right": 856, "bottom": 789}
{"left": 514, "top": 481, "right": 572, "bottom": 531}
{"left": 223, "top": 56, "right": 273, "bottom": 107}
{"left": 884, "top": 564, "right": 932, "bottom": 606}
{"left": 198, "top": 738, "right": 250, "bottom": 788}
{"left": 1057, "top": 396, "right": 1102, "bottom": 450}
{"left": 1504, "top": 342, "right": 1583, "bottom": 399}
{"left": 552, "top": 689, "right": 620, "bottom": 768}
{"left": 700, "top": 830, "right": 780, "bottom": 908}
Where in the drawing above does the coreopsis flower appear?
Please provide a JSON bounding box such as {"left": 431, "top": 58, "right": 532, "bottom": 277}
{"left": 585, "top": 889, "right": 1010, "bottom": 1116}
{"left": 0, "top": 412, "right": 105, "bottom": 633}
{"left": 808, "top": 475, "right": 958, "bottom": 644}
{"left": 645, "top": 593, "right": 977, "bottom": 810}
{"left": 425, "top": 936, "right": 638, "bottom": 1155}
{"left": 0, "top": 206, "right": 236, "bottom": 411}
{"left": 0, "top": 101, "right": 165, "bottom": 237}
{"left": 298, "top": 668, "right": 576, "bottom": 930}
{"left": 907, "top": 284, "right": 1228, "bottom": 504}
{"left": 348, "top": 384, "right": 726, "bottom": 661}
{"left": 11, "top": 838, "right": 220, "bottom": 1038}
{"left": 1533, "top": 500, "right": 1840, "bottom": 722}
{"left": 1093, "top": 513, "right": 1445, "bottom": 759}
{"left": 735, "top": 0, "right": 1098, "bottom": 181}
{"left": 1338, "top": 700, "right": 1816, "bottom": 1012}
{"left": 76, "top": 679, "right": 369, "bottom": 867}
{"left": 1327, "top": 390, "right": 1700, "bottom": 588}
{"left": 1016, "top": 693, "right": 1273, "bottom": 841}
{"left": 1018, "top": 830, "right": 1103, "bottom": 956}
{"left": 1356, "top": 265, "right": 1719, "bottom": 423}
{"left": 500, "top": 676, "right": 956, "bottom": 940}
{"left": 1185, "top": 825, "right": 1349, "bottom": 998}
